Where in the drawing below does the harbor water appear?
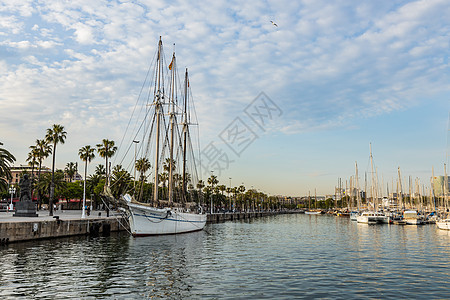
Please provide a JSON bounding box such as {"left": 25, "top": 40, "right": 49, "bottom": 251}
{"left": 1, "top": 213, "right": 449, "bottom": 299}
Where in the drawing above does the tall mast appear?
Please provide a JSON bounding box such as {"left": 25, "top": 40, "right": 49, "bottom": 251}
{"left": 398, "top": 167, "right": 403, "bottom": 210}
{"left": 355, "top": 161, "right": 361, "bottom": 211}
{"left": 431, "top": 166, "right": 436, "bottom": 212}
{"left": 369, "top": 143, "right": 375, "bottom": 211}
{"left": 153, "top": 37, "right": 163, "bottom": 204}
{"left": 182, "top": 68, "right": 188, "bottom": 204}
{"left": 168, "top": 51, "right": 176, "bottom": 205}
{"left": 408, "top": 176, "right": 412, "bottom": 209}
{"left": 443, "top": 163, "right": 448, "bottom": 211}
{"left": 308, "top": 190, "right": 311, "bottom": 210}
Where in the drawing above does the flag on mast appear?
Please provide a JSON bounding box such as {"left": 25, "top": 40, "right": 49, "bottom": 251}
{"left": 169, "top": 56, "right": 174, "bottom": 70}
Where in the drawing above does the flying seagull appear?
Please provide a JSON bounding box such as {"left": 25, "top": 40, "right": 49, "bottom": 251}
{"left": 270, "top": 20, "right": 278, "bottom": 27}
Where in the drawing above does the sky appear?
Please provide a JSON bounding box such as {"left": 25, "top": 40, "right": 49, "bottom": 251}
{"left": 0, "top": 0, "right": 449, "bottom": 197}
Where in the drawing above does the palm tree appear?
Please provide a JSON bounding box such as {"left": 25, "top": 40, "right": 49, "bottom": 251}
{"left": 197, "top": 179, "right": 205, "bottom": 191}
{"left": 135, "top": 158, "right": 151, "bottom": 182}
{"left": 32, "top": 139, "right": 52, "bottom": 209}
{"left": 87, "top": 173, "right": 104, "bottom": 207}
{"left": 79, "top": 145, "right": 95, "bottom": 218}
{"left": 207, "top": 174, "right": 219, "bottom": 189}
{"left": 64, "top": 162, "right": 77, "bottom": 182}
{"left": 207, "top": 175, "right": 219, "bottom": 212}
{"left": 95, "top": 164, "right": 106, "bottom": 176}
{"left": 239, "top": 185, "right": 246, "bottom": 211}
{"left": 26, "top": 146, "right": 39, "bottom": 198}
{"left": 26, "top": 147, "right": 39, "bottom": 177}
{"left": 45, "top": 124, "right": 67, "bottom": 216}
{"left": 37, "top": 171, "right": 66, "bottom": 203}
{"left": 0, "top": 142, "right": 16, "bottom": 192}
{"left": 196, "top": 180, "right": 205, "bottom": 204}
{"left": 110, "top": 165, "right": 132, "bottom": 199}
{"left": 96, "top": 139, "right": 117, "bottom": 187}
{"left": 218, "top": 184, "right": 226, "bottom": 195}
{"left": 163, "top": 158, "right": 176, "bottom": 173}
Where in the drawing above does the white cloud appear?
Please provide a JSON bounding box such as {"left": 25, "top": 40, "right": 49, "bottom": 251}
{"left": 73, "top": 22, "right": 95, "bottom": 44}
{"left": 0, "top": 0, "right": 449, "bottom": 194}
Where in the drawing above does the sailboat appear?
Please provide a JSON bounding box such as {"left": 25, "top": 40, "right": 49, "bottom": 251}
{"left": 305, "top": 190, "right": 322, "bottom": 214}
{"left": 113, "top": 38, "right": 206, "bottom": 235}
{"left": 356, "top": 144, "right": 388, "bottom": 224}
{"left": 350, "top": 162, "right": 361, "bottom": 221}
{"left": 436, "top": 163, "right": 450, "bottom": 230}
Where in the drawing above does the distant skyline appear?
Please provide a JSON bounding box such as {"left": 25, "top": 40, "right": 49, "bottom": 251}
{"left": 1, "top": 0, "right": 449, "bottom": 196}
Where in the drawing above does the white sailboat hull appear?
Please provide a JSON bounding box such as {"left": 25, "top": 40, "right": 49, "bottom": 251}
{"left": 356, "top": 215, "right": 378, "bottom": 224}
{"left": 356, "top": 212, "right": 386, "bottom": 224}
{"left": 405, "top": 218, "right": 424, "bottom": 225}
{"left": 305, "top": 211, "right": 322, "bottom": 215}
{"left": 403, "top": 210, "right": 425, "bottom": 225}
{"left": 128, "top": 202, "right": 207, "bottom": 236}
{"left": 350, "top": 212, "right": 359, "bottom": 221}
{"left": 436, "top": 219, "right": 450, "bottom": 230}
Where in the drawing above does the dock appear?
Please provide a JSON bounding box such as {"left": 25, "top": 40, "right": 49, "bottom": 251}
{"left": 0, "top": 210, "right": 127, "bottom": 244}
{"left": 0, "top": 209, "right": 301, "bottom": 244}
{"left": 207, "top": 210, "right": 299, "bottom": 223}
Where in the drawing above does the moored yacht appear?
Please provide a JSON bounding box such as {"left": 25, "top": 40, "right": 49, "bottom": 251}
{"left": 403, "top": 210, "right": 425, "bottom": 225}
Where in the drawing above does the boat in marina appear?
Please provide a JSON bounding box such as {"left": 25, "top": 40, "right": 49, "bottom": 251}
{"left": 305, "top": 210, "right": 322, "bottom": 215}
{"left": 403, "top": 210, "right": 425, "bottom": 225}
{"left": 356, "top": 211, "right": 387, "bottom": 224}
{"left": 305, "top": 190, "right": 323, "bottom": 214}
{"left": 350, "top": 211, "right": 359, "bottom": 221}
{"left": 109, "top": 37, "right": 206, "bottom": 235}
{"left": 436, "top": 219, "right": 450, "bottom": 230}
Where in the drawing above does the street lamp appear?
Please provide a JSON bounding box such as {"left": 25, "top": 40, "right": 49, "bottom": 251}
{"left": 9, "top": 186, "right": 16, "bottom": 211}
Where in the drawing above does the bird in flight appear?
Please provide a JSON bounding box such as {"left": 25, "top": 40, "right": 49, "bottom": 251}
{"left": 270, "top": 20, "right": 278, "bottom": 27}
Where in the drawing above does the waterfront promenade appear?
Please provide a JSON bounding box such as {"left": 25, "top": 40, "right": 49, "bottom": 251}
{"left": 0, "top": 208, "right": 301, "bottom": 244}
{"left": 0, "top": 209, "right": 126, "bottom": 244}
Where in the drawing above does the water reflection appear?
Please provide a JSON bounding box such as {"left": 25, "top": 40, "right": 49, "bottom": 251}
{"left": 1, "top": 215, "right": 449, "bottom": 299}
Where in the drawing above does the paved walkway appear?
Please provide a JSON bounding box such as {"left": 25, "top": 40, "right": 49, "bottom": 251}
{"left": 0, "top": 209, "right": 123, "bottom": 223}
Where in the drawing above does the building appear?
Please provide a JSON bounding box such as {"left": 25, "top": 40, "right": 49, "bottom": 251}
{"left": 432, "top": 176, "right": 450, "bottom": 196}
{"left": 8, "top": 165, "right": 51, "bottom": 185}
{"left": 8, "top": 165, "right": 82, "bottom": 185}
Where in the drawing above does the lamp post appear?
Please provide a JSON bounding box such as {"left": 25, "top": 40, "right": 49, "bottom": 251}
{"left": 9, "top": 186, "right": 16, "bottom": 211}
{"left": 133, "top": 140, "right": 139, "bottom": 197}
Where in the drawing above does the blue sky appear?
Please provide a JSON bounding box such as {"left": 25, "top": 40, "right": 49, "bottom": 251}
{"left": 0, "top": 0, "right": 449, "bottom": 196}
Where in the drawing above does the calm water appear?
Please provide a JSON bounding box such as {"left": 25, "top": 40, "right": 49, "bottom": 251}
{"left": 1, "top": 214, "right": 449, "bottom": 299}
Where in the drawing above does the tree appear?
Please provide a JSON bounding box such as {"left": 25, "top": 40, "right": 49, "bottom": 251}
{"left": 64, "top": 162, "right": 77, "bottom": 182}
{"left": 110, "top": 165, "right": 132, "bottom": 199}
{"left": 207, "top": 175, "right": 218, "bottom": 189}
{"left": 218, "top": 184, "right": 226, "bottom": 195}
{"left": 135, "top": 158, "right": 151, "bottom": 182}
{"left": 32, "top": 139, "right": 52, "bottom": 209}
{"left": 26, "top": 147, "right": 39, "bottom": 178}
{"left": 196, "top": 179, "right": 205, "bottom": 203}
{"left": 95, "top": 164, "right": 106, "bottom": 176}
{"left": 63, "top": 182, "right": 83, "bottom": 202}
{"left": 239, "top": 185, "right": 246, "bottom": 211}
{"left": 26, "top": 146, "right": 39, "bottom": 197}
{"left": 96, "top": 139, "right": 117, "bottom": 187}
{"left": 45, "top": 124, "right": 67, "bottom": 216}
{"left": 87, "top": 174, "right": 104, "bottom": 208}
{"left": 37, "top": 171, "right": 66, "bottom": 205}
{"left": 0, "top": 142, "right": 16, "bottom": 192}
{"left": 79, "top": 145, "right": 95, "bottom": 217}
{"left": 207, "top": 175, "right": 219, "bottom": 211}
